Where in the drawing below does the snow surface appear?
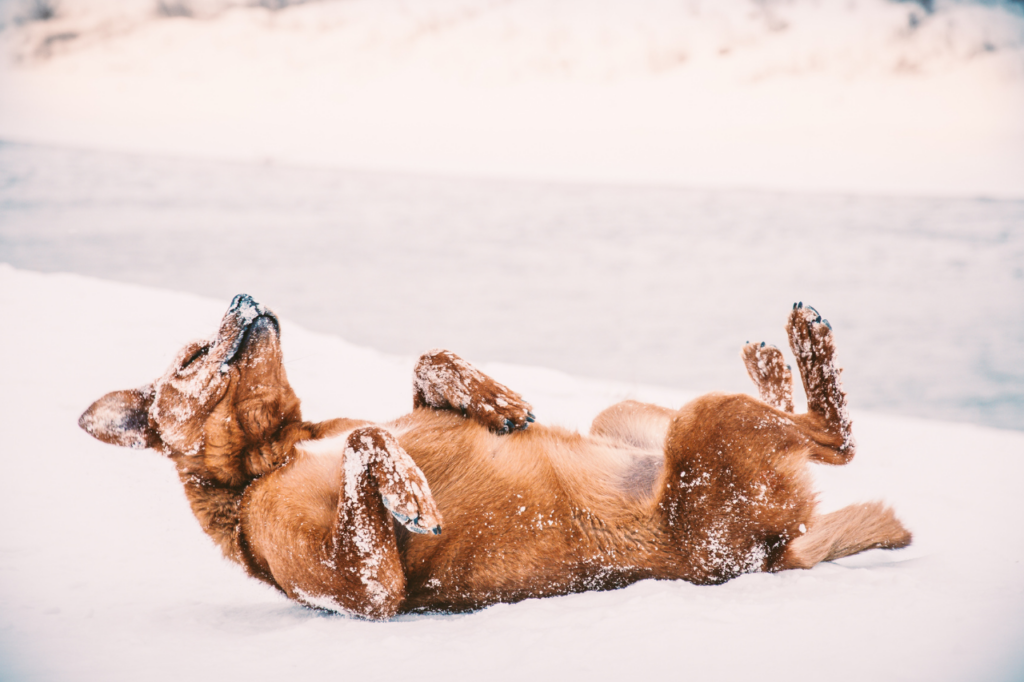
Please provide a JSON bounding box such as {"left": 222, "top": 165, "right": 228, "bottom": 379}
{"left": 1, "top": 0, "right": 1023, "bottom": 197}
{"left": 1, "top": 264, "right": 1023, "bottom": 681}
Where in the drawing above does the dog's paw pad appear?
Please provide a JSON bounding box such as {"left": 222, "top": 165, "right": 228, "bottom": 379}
{"left": 346, "top": 426, "right": 444, "bottom": 537}
{"left": 470, "top": 385, "right": 534, "bottom": 434}
{"left": 741, "top": 341, "right": 794, "bottom": 413}
{"left": 787, "top": 303, "right": 835, "bottom": 360}
{"left": 381, "top": 493, "right": 442, "bottom": 535}
{"left": 382, "top": 496, "right": 442, "bottom": 535}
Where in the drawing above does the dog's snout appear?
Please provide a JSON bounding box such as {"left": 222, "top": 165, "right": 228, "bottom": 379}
{"left": 218, "top": 295, "right": 281, "bottom": 373}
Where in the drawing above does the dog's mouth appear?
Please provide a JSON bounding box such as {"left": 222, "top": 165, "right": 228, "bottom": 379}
{"left": 218, "top": 294, "right": 281, "bottom": 373}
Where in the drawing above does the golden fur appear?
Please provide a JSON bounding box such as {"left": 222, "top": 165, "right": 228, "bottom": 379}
{"left": 80, "top": 296, "right": 911, "bottom": 619}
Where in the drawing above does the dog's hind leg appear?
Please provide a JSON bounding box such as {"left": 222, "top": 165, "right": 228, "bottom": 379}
{"left": 654, "top": 393, "right": 819, "bottom": 584}
{"left": 247, "top": 426, "right": 442, "bottom": 620}
{"left": 785, "top": 303, "right": 855, "bottom": 462}
{"left": 413, "top": 349, "right": 535, "bottom": 433}
{"left": 778, "top": 502, "right": 912, "bottom": 569}
{"left": 589, "top": 400, "right": 674, "bottom": 451}
{"left": 741, "top": 342, "right": 795, "bottom": 413}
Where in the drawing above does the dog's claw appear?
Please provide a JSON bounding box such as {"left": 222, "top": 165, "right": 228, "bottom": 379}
{"left": 760, "top": 341, "right": 765, "bottom": 348}
{"left": 409, "top": 519, "right": 441, "bottom": 535}
{"left": 391, "top": 509, "right": 441, "bottom": 535}
{"left": 822, "top": 319, "right": 832, "bottom": 330}
{"left": 526, "top": 412, "right": 536, "bottom": 423}
{"left": 383, "top": 498, "right": 439, "bottom": 535}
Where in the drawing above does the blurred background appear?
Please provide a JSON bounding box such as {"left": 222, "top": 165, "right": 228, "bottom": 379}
{"left": 1, "top": 0, "right": 1022, "bottom": 430}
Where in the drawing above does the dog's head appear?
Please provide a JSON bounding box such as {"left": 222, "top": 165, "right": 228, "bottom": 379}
{"left": 80, "top": 294, "right": 303, "bottom": 486}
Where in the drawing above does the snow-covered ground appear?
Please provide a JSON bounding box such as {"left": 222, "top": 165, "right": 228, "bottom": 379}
{"left": 1, "top": 0, "right": 1023, "bottom": 197}
{"left": 1, "top": 264, "right": 1023, "bottom": 681}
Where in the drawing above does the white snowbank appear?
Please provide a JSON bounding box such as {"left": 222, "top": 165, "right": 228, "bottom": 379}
{"left": 0, "top": 0, "right": 1022, "bottom": 197}
{"left": 0, "top": 263, "right": 1023, "bottom": 681}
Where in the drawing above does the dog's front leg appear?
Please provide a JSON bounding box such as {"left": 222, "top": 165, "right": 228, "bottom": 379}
{"left": 266, "top": 426, "right": 441, "bottom": 620}
{"left": 413, "top": 349, "right": 534, "bottom": 433}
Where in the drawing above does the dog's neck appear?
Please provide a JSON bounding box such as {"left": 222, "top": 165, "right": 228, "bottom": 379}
{"left": 164, "top": 419, "right": 317, "bottom": 561}
{"left": 165, "top": 417, "right": 368, "bottom": 577}
{"left": 167, "top": 418, "right": 317, "bottom": 486}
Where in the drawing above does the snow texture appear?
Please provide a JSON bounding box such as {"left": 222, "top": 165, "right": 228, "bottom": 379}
{"left": 1, "top": 265, "right": 1023, "bottom": 681}
{"left": 0, "top": 0, "right": 1022, "bottom": 197}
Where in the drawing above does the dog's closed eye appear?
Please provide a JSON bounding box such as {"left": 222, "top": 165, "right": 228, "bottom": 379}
{"left": 181, "top": 346, "right": 209, "bottom": 370}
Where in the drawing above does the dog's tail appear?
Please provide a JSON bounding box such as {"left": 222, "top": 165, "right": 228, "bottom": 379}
{"left": 779, "top": 502, "right": 912, "bottom": 569}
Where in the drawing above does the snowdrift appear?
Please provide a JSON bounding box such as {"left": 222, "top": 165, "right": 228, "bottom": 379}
{"left": 1, "top": 264, "right": 1022, "bottom": 681}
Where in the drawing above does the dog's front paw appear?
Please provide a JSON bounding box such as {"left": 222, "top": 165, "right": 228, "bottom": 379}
{"left": 413, "top": 350, "right": 535, "bottom": 434}
{"left": 467, "top": 379, "right": 535, "bottom": 434}
{"left": 345, "top": 427, "right": 443, "bottom": 535}
{"left": 382, "top": 494, "right": 442, "bottom": 535}
{"left": 378, "top": 459, "right": 442, "bottom": 535}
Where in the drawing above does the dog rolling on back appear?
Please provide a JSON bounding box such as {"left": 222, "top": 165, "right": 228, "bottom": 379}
{"left": 80, "top": 296, "right": 911, "bottom": 619}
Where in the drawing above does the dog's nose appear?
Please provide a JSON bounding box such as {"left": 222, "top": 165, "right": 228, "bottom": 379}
{"left": 229, "top": 293, "right": 257, "bottom": 312}
{"left": 227, "top": 294, "right": 270, "bottom": 322}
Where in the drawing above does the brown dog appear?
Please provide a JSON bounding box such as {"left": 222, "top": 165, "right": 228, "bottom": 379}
{"left": 80, "top": 295, "right": 911, "bottom": 619}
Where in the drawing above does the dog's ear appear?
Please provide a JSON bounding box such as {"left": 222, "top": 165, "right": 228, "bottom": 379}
{"left": 79, "top": 386, "right": 159, "bottom": 449}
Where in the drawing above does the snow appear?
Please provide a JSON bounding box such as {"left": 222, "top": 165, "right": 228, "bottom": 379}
{"left": 1, "top": 264, "right": 1023, "bottom": 681}
{"left": 1, "top": 0, "right": 1023, "bottom": 197}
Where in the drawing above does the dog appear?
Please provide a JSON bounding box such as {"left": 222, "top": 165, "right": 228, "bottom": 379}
{"left": 79, "top": 295, "right": 911, "bottom": 619}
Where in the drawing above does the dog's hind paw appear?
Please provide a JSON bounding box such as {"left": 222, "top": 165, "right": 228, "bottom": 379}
{"left": 785, "top": 304, "right": 854, "bottom": 452}
{"left": 741, "top": 341, "right": 795, "bottom": 413}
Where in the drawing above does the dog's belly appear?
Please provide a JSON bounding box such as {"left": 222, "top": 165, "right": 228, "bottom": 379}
{"left": 393, "top": 412, "right": 667, "bottom": 612}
